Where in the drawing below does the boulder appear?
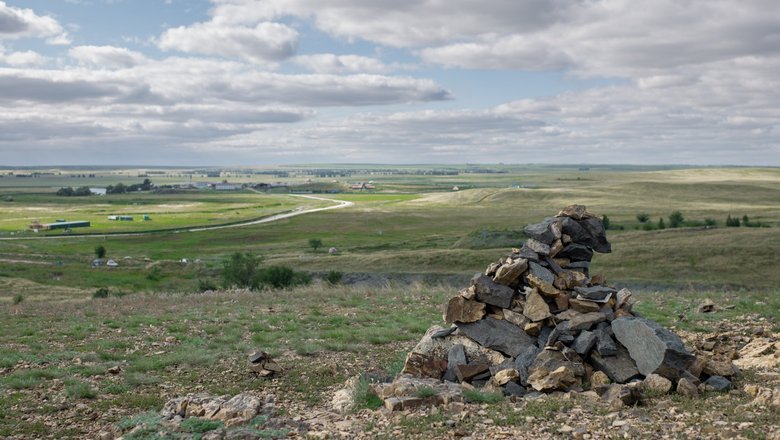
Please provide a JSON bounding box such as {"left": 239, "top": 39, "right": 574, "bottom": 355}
{"left": 457, "top": 317, "right": 537, "bottom": 357}
{"left": 559, "top": 244, "right": 593, "bottom": 262}
{"left": 612, "top": 317, "right": 696, "bottom": 380}
{"left": 401, "top": 352, "right": 448, "bottom": 379}
{"left": 444, "top": 296, "right": 486, "bottom": 324}
{"left": 578, "top": 217, "right": 612, "bottom": 253}
{"left": 703, "top": 375, "right": 732, "bottom": 392}
{"left": 642, "top": 374, "right": 673, "bottom": 394}
{"left": 471, "top": 274, "right": 516, "bottom": 309}
{"left": 528, "top": 366, "right": 577, "bottom": 392}
{"left": 407, "top": 325, "right": 507, "bottom": 368}
{"left": 676, "top": 377, "right": 699, "bottom": 397}
{"left": 443, "top": 344, "right": 467, "bottom": 382}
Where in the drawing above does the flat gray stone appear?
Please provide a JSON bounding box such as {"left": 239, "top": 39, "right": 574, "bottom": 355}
{"left": 559, "top": 244, "right": 593, "bottom": 262}
{"left": 568, "top": 312, "right": 607, "bottom": 331}
{"left": 471, "top": 274, "right": 516, "bottom": 309}
{"left": 514, "top": 345, "right": 541, "bottom": 386}
{"left": 596, "top": 329, "right": 617, "bottom": 356}
{"left": 574, "top": 286, "right": 616, "bottom": 302}
{"left": 579, "top": 217, "right": 612, "bottom": 253}
{"left": 703, "top": 375, "right": 732, "bottom": 392}
{"left": 525, "top": 238, "right": 551, "bottom": 256}
{"left": 523, "top": 218, "right": 557, "bottom": 245}
{"left": 518, "top": 245, "right": 540, "bottom": 262}
{"left": 528, "top": 261, "right": 555, "bottom": 285}
{"left": 443, "top": 344, "right": 467, "bottom": 382}
{"left": 589, "top": 345, "right": 642, "bottom": 383}
{"left": 457, "top": 317, "right": 536, "bottom": 358}
{"left": 573, "top": 330, "right": 597, "bottom": 356}
{"left": 612, "top": 317, "right": 696, "bottom": 380}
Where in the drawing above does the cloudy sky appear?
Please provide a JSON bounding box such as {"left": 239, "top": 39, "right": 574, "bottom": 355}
{"left": 0, "top": 0, "right": 778, "bottom": 166}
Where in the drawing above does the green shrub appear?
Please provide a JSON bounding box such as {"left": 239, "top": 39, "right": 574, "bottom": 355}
{"left": 325, "top": 270, "right": 343, "bottom": 286}
{"left": 463, "top": 389, "right": 504, "bottom": 404}
{"left": 65, "top": 382, "right": 97, "bottom": 399}
{"left": 145, "top": 267, "right": 162, "bottom": 281}
{"left": 94, "top": 245, "right": 106, "bottom": 259}
{"left": 726, "top": 214, "right": 740, "bottom": 227}
{"left": 180, "top": 417, "right": 223, "bottom": 434}
{"left": 197, "top": 279, "right": 218, "bottom": 292}
{"left": 602, "top": 214, "right": 611, "bottom": 230}
{"left": 636, "top": 213, "right": 650, "bottom": 223}
{"left": 657, "top": 218, "right": 666, "bottom": 229}
{"left": 222, "top": 252, "right": 263, "bottom": 289}
{"left": 352, "top": 377, "right": 383, "bottom": 411}
{"left": 257, "top": 266, "right": 310, "bottom": 289}
{"left": 704, "top": 218, "right": 717, "bottom": 227}
{"left": 415, "top": 386, "right": 436, "bottom": 398}
{"left": 669, "top": 211, "right": 684, "bottom": 228}
{"left": 12, "top": 294, "right": 23, "bottom": 305}
{"left": 93, "top": 287, "right": 110, "bottom": 298}
{"left": 308, "top": 238, "right": 323, "bottom": 252}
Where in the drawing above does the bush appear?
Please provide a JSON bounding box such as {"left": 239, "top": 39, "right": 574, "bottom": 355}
{"left": 145, "top": 267, "right": 162, "bottom": 281}
{"left": 657, "top": 218, "right": 666, "bottom": 229}
{"left": 726, "top": 214, "right": 740, "bottom": 227}
{"left": 180, "top": 417, "right": 223, "bottom": 434}
{"left": 12, "top": 293, "right": 23, "bottom": 305}
{"left": 93, "top": 287, "right": 110, "bottom": 298}
{"left": 602, "top": 215, "right": 611, "bottom": 230}
{"left": 257, "top": 266, "right": 310, "bottom": 289}
{"left": 95, "top": 245, "right": 106, "bottom": 259}
{"left": 222, "top": 252, "right": 263, "bottom": 289}
{"left": 704, "top": 218, "right": 717, "bottom": 227}
{"left": 308, "top": 238, "right": 323, "bottom": 252}
{"left": 197, "top": 279, "right": 218, "bottom": 292}
{"left": 636, "top": 213, "right": 650, "bottom": 223}
{"left": 325, "top": 270, "right": 343, "bottom": 286}
{"left": 668, "top": 211, "right": 684, "bottom": 228}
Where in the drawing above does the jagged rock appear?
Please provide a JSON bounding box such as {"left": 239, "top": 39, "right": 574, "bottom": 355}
{"left": 589, "top": 345, "right": 642, "bottom": 384}
{"left": 642, "top": 374, "right": 673, "bottom": 394}
{"left": 697, "top": 299, "right": 716, "bottom": 313}
{"left": 615, "top": 288, "right": 636, "bottom": 312}
{"left": 523, "top": 290, "right": 552, "bottom": 322}
{"left": 601, "top": 383, "right": 643, "bottom": 408}
{"left": 612, "top": 317, "right": 696, "bottom": 380}
{"left": 503, "top": 381, "right": 527, "bottom": 397}
{"left": 676, "top": 377, "right": 699, "bottom": 397}
{"left": 471, "top": 274, "right": 516, "bottom": 309}
{"left": 702, "top": 356, "right": 738, "bottom": 377}
{"left": 559, "top": 244, "right": 593, "bottom": 262}
{"left": 569, "top": 298, "right": 601, "bottom": 313}
{"left": 457, "top": 317, "right": 537, "bottom": 357}
{"left": 444, "top": 296, "right": 486, "bottom": 324}
{"left": 455, "top": 363, "right": 490, "bottom": 382}
{"left": 523, "top": 218, "right": 558, "bottom": 245}
{"left": 525, "top": 273, "right": 560, "bottom": 298}
{"left": 574, "top": 286, "right": 615, "bottom": 302}
{"left": 528, "top": 261, "right": 555, "bottom": 285}
{"left": 567, "top": 312, "right": 607, "bottom": 331}
{"left": 493, "top": 258, "right": 528, "bottom": 285}
{"left": 531, "top": 348, "right": 585, "bottom": 378}
{"left": 402, "top": 352, "right": 448, "bottom": 379}
{"left": 431, "top": 326, "right": 457, "bottom": 339}
{"left": 590, "top": 371, "right": 610, "bottom": 387}
{"left": 518, "top": 245, "right": 540, "bottom": 262}
{"left": 573, "top": 330, "right": 598, "bottom": 356}
{"left": 493, "top": 368, "right": 520, "bottom": 386}
{"left": 595, "top": 329, "right": 617, "bottom": 356}
{"left": 378, "top": 376, "right": 464, "bottom": 411}
{"left": 553, "top": 295, "right": 569, "bottom": 312}
{"left": 525, "top": 238, "right": 551, "bottom": 256}
{"left": 408, "top": 326, "right": 507, "bottom": 368}
{"left": 515, "top": 345, "right": 541, "bottom": 386}
{"left": 161, "top": 393, "right": 263, "bottom": 428}
{"left": 247, "top": 351, "right": 281, "bottom": 377}
{"left": 524, "top": 321, "right": 543, "bottom": 336}
{"left": 549, "top": 240, "right": 564, "bottom": 258}
{"left": 557, "top": 204, "right": 594, "bottom": 220}
{"left": 579, "top": 217, "right": 612, "bottom": 253}
{"left": 528, "top": 366, "right": 577, "bottom": 392}
{"left": 503, "top": 309, "right": 529, "bottom": 328}
{"left": 443, "top": 344, "right": 467, "bottom": 382}
{"left": 545, "top": 321, "right": 571, "bottom": 347}
{"left": 703, "top": 375, "right": 732, "bottom": 392}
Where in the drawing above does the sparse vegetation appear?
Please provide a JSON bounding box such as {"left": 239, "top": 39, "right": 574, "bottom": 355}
{"left": 669, "top": 210, "right": 684, "bottom": 228}
{"left": 463, "top": 389, "right": 504, "bottom": 404}
{"left": 94, "top": 245, "right": 106, "bottom": 259}
{"left": 325, "top": 270, "right": 343, "bottom": 286}
{"left": 308, "top": 238, "right": 323, "bottom": 252}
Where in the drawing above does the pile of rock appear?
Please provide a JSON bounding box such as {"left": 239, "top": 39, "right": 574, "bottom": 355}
{"left": 387, "top": 205, "right": 736, "bottom": 409}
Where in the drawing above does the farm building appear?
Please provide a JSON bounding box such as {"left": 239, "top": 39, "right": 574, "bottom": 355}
{"left": 107, "top": 215, "right": 134, "bottom": 221}
{"left": 215, "top": 183, "right": 241, "bottom": 191}
{"left": 29, "top": 220, "right": 90, "bottom": 231}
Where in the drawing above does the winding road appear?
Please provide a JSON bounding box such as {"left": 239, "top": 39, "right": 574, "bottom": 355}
{"left": 0, "top": 194, "right": 354, "bottom": 240}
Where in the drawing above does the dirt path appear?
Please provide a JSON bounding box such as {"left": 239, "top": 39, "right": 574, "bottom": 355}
{"left": 0, "top": 194, "right": 353, "bottom": 241}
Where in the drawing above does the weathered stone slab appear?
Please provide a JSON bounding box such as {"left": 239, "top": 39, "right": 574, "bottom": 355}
{"left": 589, "top": 345, "right": 641, "bottom": 384}
{"left": 574, "top": 286, "right": 616, "bottom": 302}
{"left": 523, "top": 289, "right": 552, "bottom": 322}
{"left": 612, "top": 317, "right": 696, "bottom": 380}
{"left": 568, "top": 312, "right": 607, "bottom": 331}
{"left": 595, "top": 329, "right": 617, "bottom": 356}
{"left": 401, "top": 352, "right": 448, "bottom": 379}
{"left": 525, "top": 273, "right": 560, "bottom": 298}
{"left": 523, "top": 218, "right": 557, "bottom": 245}
{"left": 569, "top": 298, "right": 601, "bottom": 313}
{"left": 514, "top": 345, "right": 541, "bottom": 386}
{"left": 518, "top": 245, "right": 540, "bottom": 262}
{"left": 455, "top": 363, "right": 490, "bottom": 382}
{"left": 503, "top": 309, "right": 529, "bottom": 328}
{"left": 457, "top": 317, "right": 536, "bottom": 357}
{"left": 443, "top": 344, "right": 467, "bottom": 382}
{"left": 528, "top": 261, "right": 555, "bottom": 285}
{"left": 409, "top": 325, "right": 507, "bottom": 367}
{"left": 559, "top": 244, "right": 593, "bottom": 262}
{"left": 556, "top": 204, "right": 594, "bottom": 220}
{"left": 444, "top": 296, "right": 486, "bottom": 324}
{"left": 703, "top": 375, "right": 732, "bottom": 392}
{"left": 579, "top": 217, "right": 611, "bottom": 253}
{"left": 573, "top": 330, "right": 597, "bottom": 356}
{"left": 472, "top": 274, "right": 516, "bottom": 309}
{"left": 493, "top": 258, "right": 528, "bottom": 285}
{"left": 529, "top": 366, "right": 577, "bottom": 392}
{"left": 525, "top": 238, "right": 551, "bottom": 256}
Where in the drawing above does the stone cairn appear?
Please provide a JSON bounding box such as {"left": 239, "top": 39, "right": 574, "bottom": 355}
{"left": 379, "top": 205, "right": 736, "bottom": 411}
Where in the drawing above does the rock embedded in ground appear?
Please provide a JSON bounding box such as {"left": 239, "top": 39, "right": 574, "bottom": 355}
{"left": 642, "top": 374, "right": 673, "bottom": 394}
{"left": 703, "top": 375, "right": 732, "bottom": 392}
{"left": 676, "top": 377, "right": 699, "bottom": 397}
{"left": 457, "top": 317, "right": 536, "bottom": 357}
{"left": 471, "top": 274, "right": 516, "bottom": 309}
{"left": 161, "top": 393, "right": 263, "bottom": 428}
{"left": 612, "top": 317, "right": 696, "bottom": 380}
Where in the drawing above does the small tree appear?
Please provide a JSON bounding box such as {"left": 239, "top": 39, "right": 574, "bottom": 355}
{"left": 602, "top": 215, "right": 611, "bottom": 230}
{"left": 742, "top": 215, "right": 750, "bottom": 227}
{"left": 726, "top": 214, "right": 740, "bottom": 227}
{"left": 308, "top": 238, "right": 323, "bottom": 252}
{"left": 95, "top": 245, "right": 106, "bottom": 259}
{"left": 668, "top": 211, "right": 684, "bottom": 228}
{"left": 657, "top": 217, "right": 666, "bottom": 229}
{"left": 222, "top": 252, "right": 263, "bottom": 289}
{"left": 636, "top": 213, "right": 650, "bottom": 223}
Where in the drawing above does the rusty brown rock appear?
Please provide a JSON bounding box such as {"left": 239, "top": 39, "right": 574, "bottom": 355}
{"left": 526, "top": 273, "right": 560, "bottom": 298}
{"left": 493, "top": 258, "right": 528, "bottom": 285}
{"left": 569, "top": 298, "right": 601, "bottom": 313}
{"left": 444, "top": 296, "right": 485, "bottom": 324}
{"left": 401, "top": 352, "right": 448, "bottom": 379}
{"left": 556, "top": 204, "right": 595, "bottom": 220}
{"left": 523, "top": 289, "right": 552, "bottom": 322}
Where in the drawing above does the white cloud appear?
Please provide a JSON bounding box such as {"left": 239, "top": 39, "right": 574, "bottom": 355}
{"left": 0, "top": 49, "right": 46, "bottom": 66}
{"left": 69, "top": 45, "right": 148, "bottom": 68}
{"left": 0, "top": 1, "right": 71, "bottom": 44}
{"left": 158, "top": 19, "right": 298, "bottom": 64}
{"left": 293, "top": 53, "right": 412, "bottom": 74}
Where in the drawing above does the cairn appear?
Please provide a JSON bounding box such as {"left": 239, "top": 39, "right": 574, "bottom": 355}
{"left": 379, "top": 205, "right": 736, "bottom": 410}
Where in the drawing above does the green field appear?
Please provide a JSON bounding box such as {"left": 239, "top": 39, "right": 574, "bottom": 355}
{"left": 1, "top": 165, "right": 779, "bottom": 438}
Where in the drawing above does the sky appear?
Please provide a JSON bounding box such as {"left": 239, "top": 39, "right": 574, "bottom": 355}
{"left": 0, "top": 0, "right": 778, "bottom": 166}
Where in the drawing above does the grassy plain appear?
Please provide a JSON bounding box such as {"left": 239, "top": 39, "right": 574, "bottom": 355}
{"left": 1, "top": 165, "right": 779, "bottom": 438}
